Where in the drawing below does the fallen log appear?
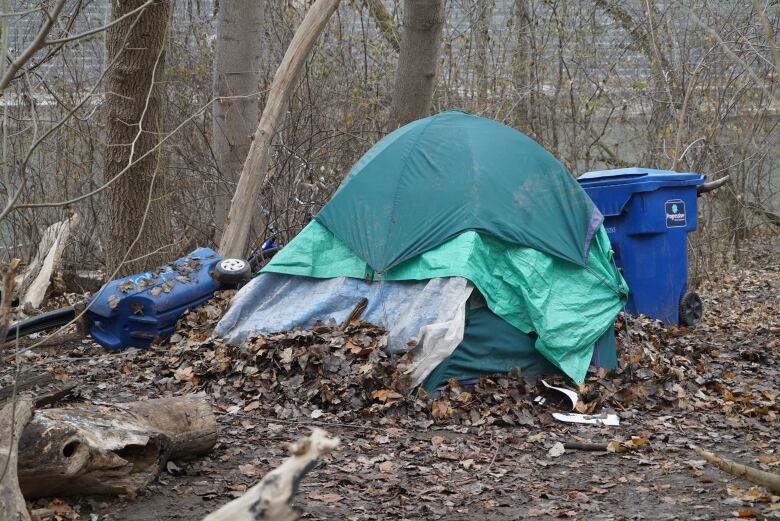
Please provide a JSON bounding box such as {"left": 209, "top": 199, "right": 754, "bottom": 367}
{"left": 0, "top": 397, "right": 34, "bottom": 521}
{"left": 0, "top": 373, "right": 55, "bottom": 404}
{"left": 0, "top": 373, "right": 77, "bottom": 409}
{"left": 203, "top": 428, "right": 340, "bottom": 521}
{"left": 693, "top": 445, "right": 780, "bottom": 495}
{"left": 17, "top": 395, "right": 217, "bottom": 498}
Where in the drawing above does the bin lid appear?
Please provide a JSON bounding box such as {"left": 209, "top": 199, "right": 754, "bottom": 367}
{"left": 577, "top": 168, "right": 704, "bottom": 217}
{"left": 578, "top": 167, "right": 703, "bottom": 187}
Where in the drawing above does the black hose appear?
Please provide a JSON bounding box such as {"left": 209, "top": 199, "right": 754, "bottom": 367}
{"left": 5, "top": 306, "right": 76, "bottom": 343}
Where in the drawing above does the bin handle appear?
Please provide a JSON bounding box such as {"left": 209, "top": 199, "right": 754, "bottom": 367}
{"left": 697, "top": 175, "right": 730, "bottom": 195}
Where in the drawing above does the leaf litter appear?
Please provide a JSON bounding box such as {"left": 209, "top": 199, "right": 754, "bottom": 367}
{"left": 1, "top": 257, "right": 778, "bottom": 520}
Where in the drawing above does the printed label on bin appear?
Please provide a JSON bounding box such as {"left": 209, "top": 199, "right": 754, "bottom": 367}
{"left": 665, "top": 200, "right": 686, "bottom": 228}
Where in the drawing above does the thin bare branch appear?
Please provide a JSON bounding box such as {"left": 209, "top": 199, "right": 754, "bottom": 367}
{"left": 0, "top": 0, "right": 67, "bottom": 93}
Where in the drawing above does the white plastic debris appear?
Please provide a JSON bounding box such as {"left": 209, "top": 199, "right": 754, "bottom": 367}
{"left": 551, "top": 412, "right": 620, "bottom": 426}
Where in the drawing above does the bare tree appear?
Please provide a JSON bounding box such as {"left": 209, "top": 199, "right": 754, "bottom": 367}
{"left": 103, "top": 0, "right": 174, "bottom": 275}
{"left": 388, "top": 0, "right": 445, "bottom": 129}
{"left": 211, "top": 0, "right": 265, "bottom": 240}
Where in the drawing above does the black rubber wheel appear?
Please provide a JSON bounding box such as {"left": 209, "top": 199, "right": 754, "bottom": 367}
{"left": 679, "top": 291, "right": 703, "bottom": 326}
{"left": 213, "top": 258, "right": 251, "bottom": 284}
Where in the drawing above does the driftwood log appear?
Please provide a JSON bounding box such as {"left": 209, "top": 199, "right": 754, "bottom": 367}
{"left": 0, "top": 397, "right": 34, "bottom": 521}
{"left": 17, "top": 395, "right": 217, "bottom": 498}
{"left": 203, "top": 429, "right": 340, "bottom": 521}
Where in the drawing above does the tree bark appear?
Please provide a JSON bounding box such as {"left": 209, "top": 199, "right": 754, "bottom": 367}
{"left": 0, "top": 398, "right": 34, "bottom": 521}
{"left": 103, "top": 0, "right": 173, "bottom": 276}
{"left": 218, "top": 0, "right": 341, "bottom": 259}
{"left": 388, "top": 0, "right": 445, "bottom": 130}
{"left": 511, "top": 0, "right": 533, "bottom": 133}
{"left": 17, "top": 396, "right": 217, "bottom": 498}
{"left": 212, "top": 0, "right": 265, "bottom": 241}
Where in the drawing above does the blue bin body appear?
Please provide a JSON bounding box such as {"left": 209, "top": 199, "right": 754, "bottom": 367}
{"left": 86, "top": 247, "right": 223, "bottom": 350}
{"left": 578, "top": 168, "right": 704, "bottom": 325}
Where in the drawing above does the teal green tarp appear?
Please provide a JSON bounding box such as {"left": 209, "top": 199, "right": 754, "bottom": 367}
{"left": 316, "top": 110, "right": 602, "bottom": 272}
{"left": 263, "top": 220, "right": 627, "bottom": 384}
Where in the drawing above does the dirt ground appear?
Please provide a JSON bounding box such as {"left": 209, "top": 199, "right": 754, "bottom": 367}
{"left": 2, "top": 243, "right": 778, "bottom": 521}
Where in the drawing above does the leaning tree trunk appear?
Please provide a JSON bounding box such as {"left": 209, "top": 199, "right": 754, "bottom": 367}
{"left": 103, "top": 0, "right": 173, "bottom": 276}
{"left": 212, "top": 0, "right": 265, "bottom": 241}
{"left": 218, "top": 0, "right": 341, "bottom": 259}
{"left": 388, "top": 0, "right": 445, "bottom": 130}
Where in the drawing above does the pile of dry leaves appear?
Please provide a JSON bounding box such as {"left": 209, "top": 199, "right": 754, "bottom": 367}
{"left": 155, "top": 292, "right": 584, "bottom": 428}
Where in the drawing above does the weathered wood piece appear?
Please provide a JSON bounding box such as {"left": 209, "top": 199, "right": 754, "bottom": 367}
{"left": 693, "top": 445, "right": 780, "bottom": 495}
{"left": 0, "top": 397, "right": 34, "bottom": 521}
{"left": 30, "top": 383, "right": 77, "bottom": 408}
{"left": 0, "top": 372, "right": 76, "bottom": 409}
{"left": 17, "top": 214, "right": 79, "bottom": 309}
{"left": 17, "top": 395, "right": 217, "bottom": 498}
{"left": 202, "top": 429, "right": 340, "bottom": 521}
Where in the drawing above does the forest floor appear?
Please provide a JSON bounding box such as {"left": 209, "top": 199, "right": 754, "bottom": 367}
{"left": 2, "top": 240, "right": 779, "bottom": 521}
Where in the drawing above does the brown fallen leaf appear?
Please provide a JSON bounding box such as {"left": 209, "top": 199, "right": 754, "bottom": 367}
{"left": 431, "top": 398, "right": 453, "bottom": 420}
{"left": 378, "top": 460, "right": 399, "bottom": 474}
{"left": 244, "top": 400, "right": 261, "bottom": 412}
{"left": 238, "top": 463, "right": 262, "bottom": 477}
{"left": 174, "top": 366, "right": 195, "bottom": 383}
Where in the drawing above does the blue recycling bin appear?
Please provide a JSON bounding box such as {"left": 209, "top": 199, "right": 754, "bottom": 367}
{"left": 578, "top": 168, "right": 705, "bottom": 326}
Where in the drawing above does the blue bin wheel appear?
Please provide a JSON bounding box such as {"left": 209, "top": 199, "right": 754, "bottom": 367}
{"left": 214, "top": 258, "right": 251, "bottom": 284}
{"left": 679, "top": 291, "right": 703, "bottom": 326}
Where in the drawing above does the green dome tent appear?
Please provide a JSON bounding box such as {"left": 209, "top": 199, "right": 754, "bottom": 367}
{"left": 241, "top": 111, "right": 628, "bottom": 389}
{"left": 317, "top": 110, "right": 601, "bottom": 272}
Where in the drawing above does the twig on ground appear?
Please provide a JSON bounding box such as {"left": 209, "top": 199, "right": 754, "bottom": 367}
{"left": 692, "top": 445, "right": 780, "bottom": 495}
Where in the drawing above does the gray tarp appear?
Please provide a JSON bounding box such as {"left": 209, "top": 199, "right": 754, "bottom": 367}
{"left": 214, "top": 273, "right": 473, "bottom": 387}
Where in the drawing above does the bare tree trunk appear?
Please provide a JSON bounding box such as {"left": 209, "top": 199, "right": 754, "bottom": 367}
{"left": 103, "top": 0, "right": 173, "bottom": 276}
{"left": 388, "top": 0, "right": 445, "bottom": 129}
{"left": 511, "top": 0, "right": 533, "bottom": 133}
{"left": 212, "top": 0, "right": 265, "bottom": 241}
{"left": 218, "top": 0, "right": 341, "bottom": 259}
{"left": 595, "top": 0, "right": 677, "bottom": 163}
